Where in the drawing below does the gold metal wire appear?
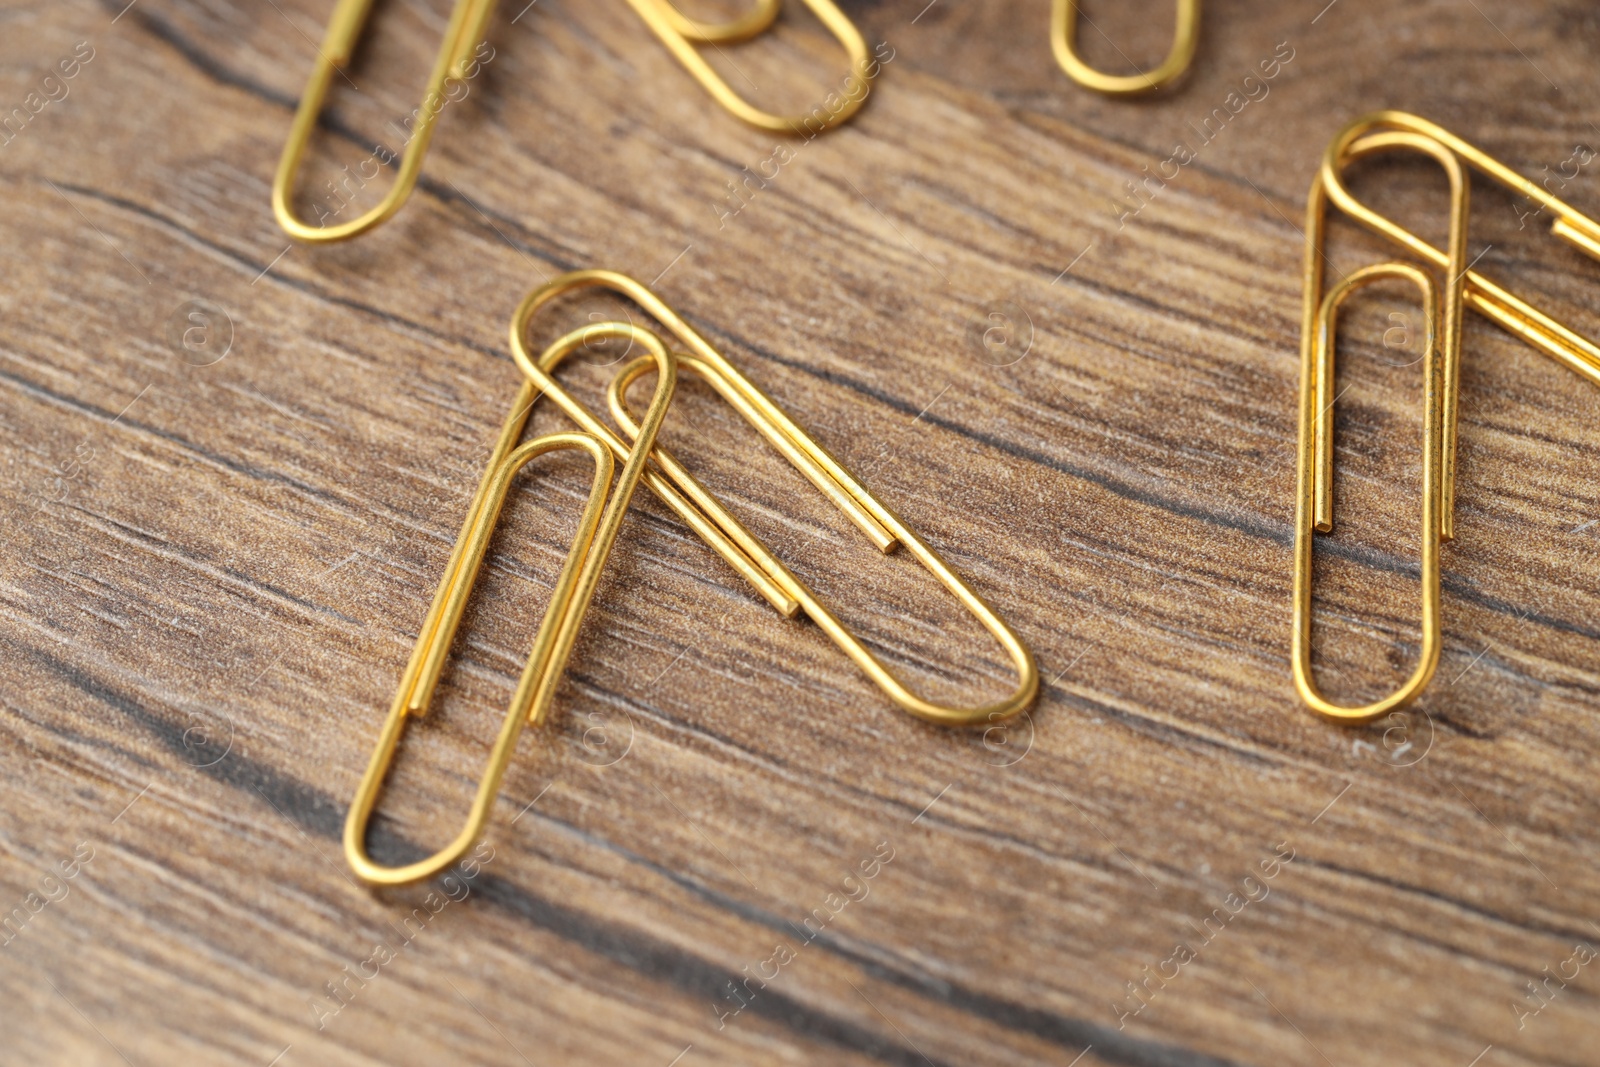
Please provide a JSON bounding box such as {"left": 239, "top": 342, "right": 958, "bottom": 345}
{"left": 646, "top": 0, "right": 782, "bottom": 41}
{"left": 1290, "top": 132, "right": 1468, "bottom": 725}
{"left": 623, "top": 0, "right": 874, "bottom": 133}
{"left": 1321, "top": 129, "right": 1471, "bottom": 540}
{"left": 273, "top": 0, "right": 497, "bottom": 243}
{"left": 343, "top": 325, "right": 676, "bottom": 886}
{"left": 505, "top": 270, "right": 1038, "bottom": 728}
{"left": 1321, "top": 112, "right": 1600, "bottom": 392}
{"left": 1294, "top": 115, "right": 1600, "bottom": 722}
{"left": 510, "top": 312, "right": 804, "bottom": 622}
{"left": 274, "top": 0, "right": 873, "bottom": 243}
{"left": 1292, "top": 264, "right": 1445, "bottom": 724}
{"left": 1050, "top": 0, "right": 1199, "bottom": 95}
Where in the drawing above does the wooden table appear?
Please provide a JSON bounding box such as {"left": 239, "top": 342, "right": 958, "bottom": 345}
{"left": 3, "top": 1, "right": 1598, "bottom": 1064}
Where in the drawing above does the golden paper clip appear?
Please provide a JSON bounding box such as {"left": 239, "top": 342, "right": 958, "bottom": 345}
{"left": 1322, "top": 112, "right": 1600, "bottom": 395}
{"left": 1051, "top": 0, "right": 1199, "bottom": 95}
{"left": 1291, "top": 131, "right": 1469, "bottom": 724}
{"left": 1293, "top": 114, "right": 1600, "bottom": 723}
{"left": 506, "top": 270, "right": 1037, "bottom": 728}
{"left": 623, "top": 0, "right": 874, "bottom": 134}
{"left": 273, "top": 0, "right": 498, "bottom": 243}
{"left": 343, "top": 324, "right": 675, "bottom": 886}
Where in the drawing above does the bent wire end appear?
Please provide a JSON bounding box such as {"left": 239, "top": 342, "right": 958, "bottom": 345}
{"left": 506, "top": 286, "right": 804, "bottom": 618}
{"left": 1321, "top": 125, "right": 1469, "bottom": 542}
{"left": 649, "top": 0, "right": 782, "bottom": 43}
{"left": 1050, "top": 0, "right": 1200, "bottom": 95}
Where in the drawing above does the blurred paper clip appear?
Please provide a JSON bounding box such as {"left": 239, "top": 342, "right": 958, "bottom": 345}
{"left": 1051, "top": 0, "right": 1199, "bottom": 94}
{"left": 274, "top": 0, "right": 876, "bottom": 242}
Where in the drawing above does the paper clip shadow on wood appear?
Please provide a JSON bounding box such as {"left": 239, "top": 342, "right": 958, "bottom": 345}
{"left": 1051, "top": 0, "right": 1199, "bottom": 95}
{"left": 1291, "top": 128, "right": 1469, "bottom": 724}
{"left": 508, "top": 270, "right": 1038, "bottom": 728}
{"left": 623, "top": 0, "right": 875, "bottom": 134}
{"left": 343, "top": 324, "right": 676, "bottom": 886}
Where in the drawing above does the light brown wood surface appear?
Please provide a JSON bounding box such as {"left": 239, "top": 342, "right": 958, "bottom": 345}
{"left": 2, "top": 1, "right": 1599, "bottom": 1064}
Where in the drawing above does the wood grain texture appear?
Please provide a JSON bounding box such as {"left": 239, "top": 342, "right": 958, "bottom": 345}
{"left": 2, "top": 0, "right": 1599, "bottom": 1064}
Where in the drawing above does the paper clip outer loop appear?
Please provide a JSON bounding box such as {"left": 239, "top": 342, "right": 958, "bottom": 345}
{"left": 272, "top": 0, "right": 498, "bottom": 243}
{"left": 622, "top": 0, "right": 874, "bottom": 134}
{"left": 514, "top": 269, "right": 1037, "bottom": 728}
{"left": 1292, "top": 258, "right": 1444, "bottom": 724}
{"left": 1321, "top": 111, "right": 1600, "bottom": 390}
{"left": 1050, "top": 0, "right": 1199, "bottom": 95}
{"left": 342, "top": 328, "right": 676, "bottom": 887}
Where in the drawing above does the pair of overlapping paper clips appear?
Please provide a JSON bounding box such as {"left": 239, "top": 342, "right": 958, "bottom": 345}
{"left": 1293, "top": 111, "right": 1600, "bottom": 724}
{"left": 341, "top": 270, "right": 1040, "bottom": 886}
{"left": 272, "top": 0, "right": 1196, "bottom": 244}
